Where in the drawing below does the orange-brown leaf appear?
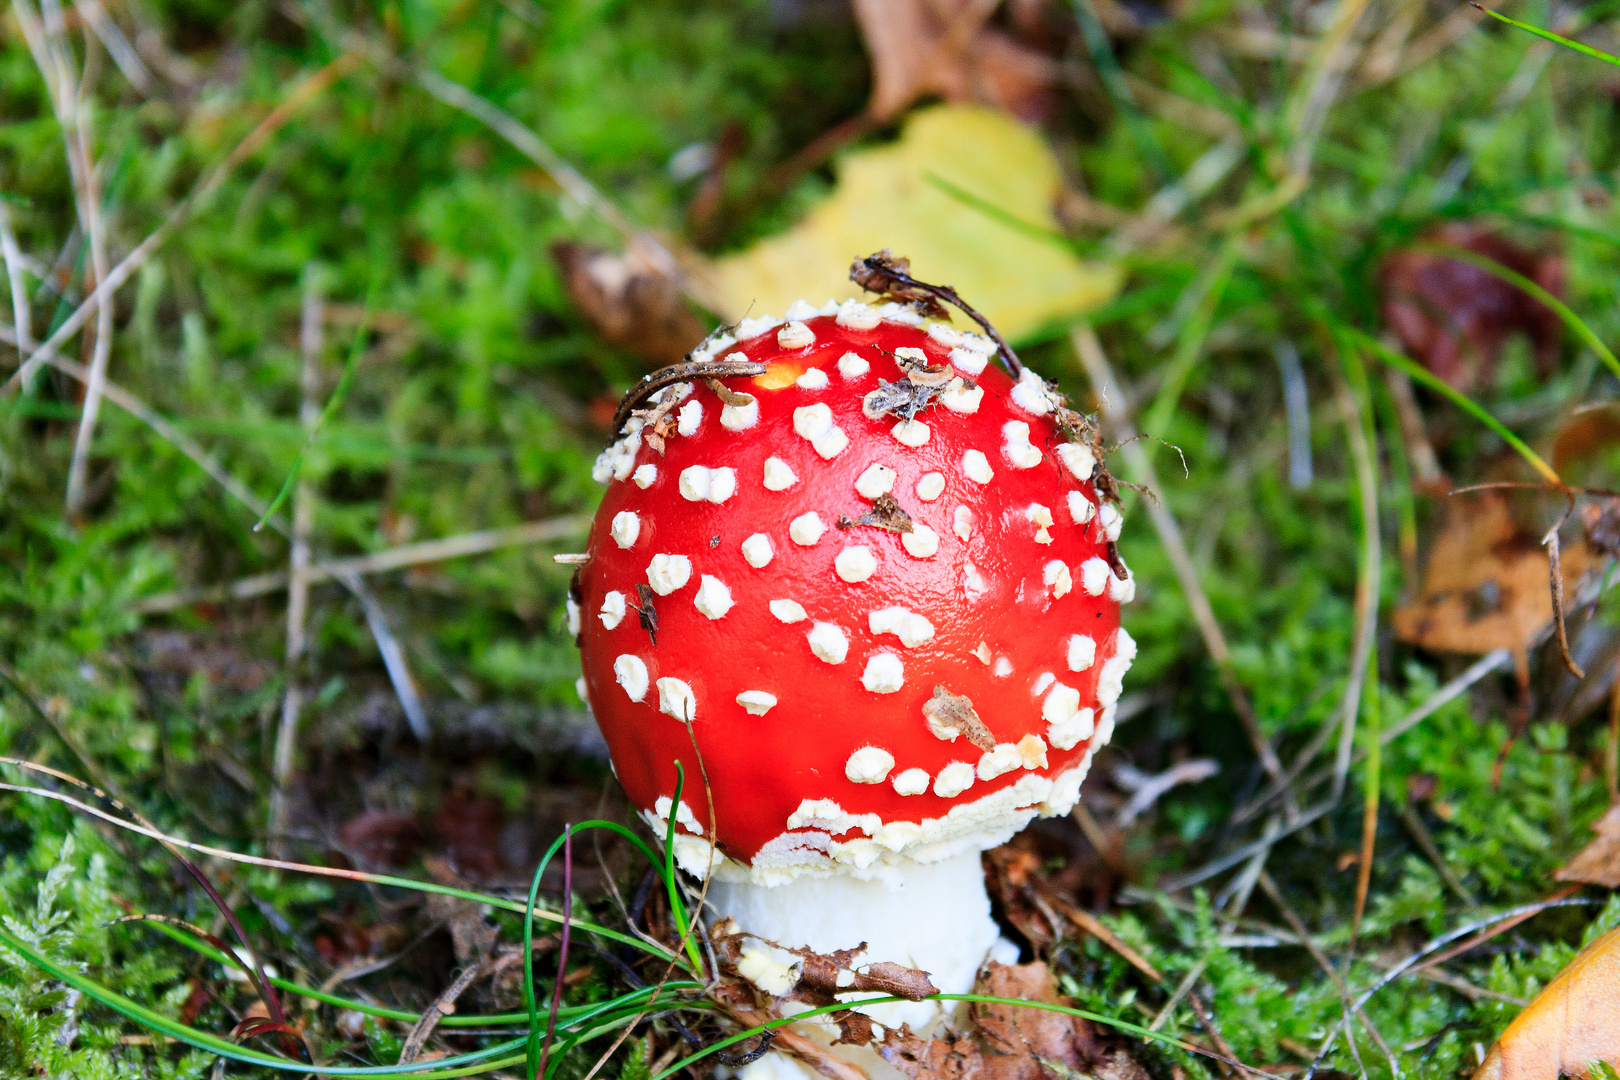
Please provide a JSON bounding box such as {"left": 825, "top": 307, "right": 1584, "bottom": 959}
{"left": 1555, "top": 807, "right": 1620, "bottom": 889}
{"left": 1392, "top": 492, "right": 1589, "bottom": 657}
{"left": 1474, "top": 926, "right": 1620, "bottom": 1079}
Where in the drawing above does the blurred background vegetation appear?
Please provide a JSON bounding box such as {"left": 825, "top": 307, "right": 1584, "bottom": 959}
{"left": 6, "top": 0, "right": 1620, "bottom": 1076}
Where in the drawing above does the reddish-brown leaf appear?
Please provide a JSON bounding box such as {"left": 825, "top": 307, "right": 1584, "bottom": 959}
{"left": 551, "top": 241, "right": 705, "bottom": 369}
{"left": 1381, "top": 223, "right": 1564, "bottom": 391}
{"left": 1392, "top": 492, "right": 1590, "bottom": 658}
{"left": 851, "top": 0, "right": 1063, "bottom": 122}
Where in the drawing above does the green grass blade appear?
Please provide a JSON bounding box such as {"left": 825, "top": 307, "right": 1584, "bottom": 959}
{"left": 1472, "top": 5, "right": 1620, "bottom": 67}
{"left": 664, "top": 762, "right": 705, "bottom": 974}
{"left": 1342, "top": 329, "right": 1562, "bottom": 486}
{"left": 1141, "top": 235, "right": 1241, "bottom": 442}
{"left": 0, "top": 918, "right": 527, "bottom": 1074}
{"left": 253, "top": 277, "right": 378, "bottom": 531}
{"left": 1417, "top": 241, "right": 1620, "bottom": 383}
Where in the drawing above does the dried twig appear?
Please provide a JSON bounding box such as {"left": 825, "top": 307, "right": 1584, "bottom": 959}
{"left": 1258, "top": 871, "right": 1400, "bottom": 1078}
{"left": 399, "top": 960, "right": 488, "bottom": 1063}
{"left": 1072, "top": 325, "right": 1290, "bottom": 795}
{"left": 1331, "top": 367, "right": 1380, "bottom": 803}
{"left": 4, "top": 51, "right": 362, "bottom": 394}
{"left": 851, "top": 250, "right": 1022, "bottom": 376}
{"left": 0, "top": 198, "right": 31, "bottom": 359}
{"left": 131, "top": 515, "right": 587, "bottom": 613}
{"left": 609, "top": 357, "right": 766, "bottom": 438}
{"left": 269, "top": 269, "right": 323, "bottom": 855}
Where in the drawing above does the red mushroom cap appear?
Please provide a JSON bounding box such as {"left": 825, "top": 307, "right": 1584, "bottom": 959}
{"left": 574, "top": 300, "right": 1135, "bottom": 883}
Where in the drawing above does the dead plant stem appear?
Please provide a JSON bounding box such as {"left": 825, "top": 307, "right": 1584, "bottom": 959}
{"left": 1071, "top": 324, "right": 1291, "bottom": 799}
{"left": 0, "top": 197, "right": 31, "bottom": 358}
{"left": 269, "top": 268, "right": 322, "bottom": 855}
{"left": 3, "top": 51, "right": 360, "bottom": 394}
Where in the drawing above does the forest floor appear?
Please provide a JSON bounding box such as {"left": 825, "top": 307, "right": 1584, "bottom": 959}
{"left": 5, "top": 0, "right": 1620, "bottom": 1077}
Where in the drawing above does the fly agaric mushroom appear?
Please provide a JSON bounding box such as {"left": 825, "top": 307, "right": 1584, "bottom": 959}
{"left": 571, "top": 286, "right": 1135, "bottom": 1074}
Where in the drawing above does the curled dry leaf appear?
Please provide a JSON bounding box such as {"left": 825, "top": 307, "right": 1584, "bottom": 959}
{"left": 788, "top": 943, "right": 939, "bottom": 1009}
{"left": 1381, "top": 223, "right": 1565, "bottom": 392}
{"left": 1473, "top": 926, "right": 1620, "bottom": 1080}
{"left": 551, "top": 241, "right": 706, "bottom": 369}
{"left": 1392, "top": 492, "right": 1590, "bottom": 659}
{"left": 1555, "top": 806, "right": 1620, "bottom": 889}
{"left": 852, "top": 0, "right": 1064, "bottom": 123}
{"left": 879, "top": 961, "right": 1149, "bottom": 1080}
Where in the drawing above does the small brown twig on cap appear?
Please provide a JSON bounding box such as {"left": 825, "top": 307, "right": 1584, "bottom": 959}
{"left": 849, "top": 250, "right": 1024, "bottom": 377}
{"left": 610, "top": 357, "right": 767, "bottom": 438}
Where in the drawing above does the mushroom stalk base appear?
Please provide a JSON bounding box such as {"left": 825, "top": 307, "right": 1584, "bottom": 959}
{"left": 708, "top": 850, "right": 1016, "bottom": 1080}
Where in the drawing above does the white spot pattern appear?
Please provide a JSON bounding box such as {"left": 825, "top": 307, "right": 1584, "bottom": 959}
{"left": 807, "top": 622, "right": 849, "bottom": 664}
{"left": 741, "top": 533, "right": 774, "bottom": 568}
{"left": 1003, "top": 421, "right": 1042, "bottom": 469}
{"left": 855, "top": 463, "right": 897, "bottom": 499}
{"left": 646, "top": 553, "right": 692, "bottom": 595}
{"left": 1044, "top": 560, "right": 1072, "bottom": 598}
{"left": 769, "top": 598, "right": 807, "bottom": 623}
{"left": 837, "top": 351, "right": 871, "bottom": 379}
{"left": 614, "top": 655, "right": 649, "bottom": 702}
{"left": 845, "top": 747, "right": 895, "bottom": 783}
{"left": 868, "top": 606, "right": 936, "bottom": 647}
{"left": 599, "top": 591, "right": 626, "bottom": 629}
{"left": 835, "top": 546, "right": 878, "bottom": 583}
{"left": 693, "top": 575, "right": 735, "bottom": 620}
{"left": 861, "top": 653, "right": 904, "bottom": 693}
{"left": 789, "top": 512, "right": 826, "bottom": 546}
{"left": 762, "top": 457, "right": 798, "bottom": 491}
{"left": 632, "top": 464, "right": 658, "bottom": 489}
{"left": 916, "top": 472, "right": 945, "bottom": 501}
{"left": 611, "top": 510, "right": 640, "bottom": 549}
{"left": 656, "top": 677, "right": 696, "bottom": 721}
{"left": 736, "top": 691, "right": 777, "bottom": 716}
{"left": 962, "top": 449, "right": 994, "bottom": 484}
{"left": 901, "top": 524, "right": 939, "bottom": 558}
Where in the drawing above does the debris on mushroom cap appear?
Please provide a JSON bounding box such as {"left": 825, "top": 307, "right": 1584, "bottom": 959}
{"left": 575, "top": 299, "right": 1130, "bottom": 885}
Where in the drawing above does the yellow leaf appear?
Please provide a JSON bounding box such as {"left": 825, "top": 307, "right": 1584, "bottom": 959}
{"left": 1475, "top": 925, "right": 1620, "bottom": 1079}
{"left": 698, "top": 105, "right": 1121, "bottom": 343}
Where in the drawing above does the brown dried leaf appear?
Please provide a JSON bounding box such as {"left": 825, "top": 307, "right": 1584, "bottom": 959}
{"left": 863, "top": 377, "right": 942, "bottom": 422}
{"left": 923, "top": 686, "right": 997, "bottom": 751}
{"left": 1554, "top": 806, "right": 1620, "bottom": 888}
{"left": 851, "top": 0, "right": 1063, "bottom": 123}
{"left": 1552, "top": 403, "right": 1620, "bottom": 475}
{"left": 789, "top": 944, "right": 868, "bottom": 1008}
{"left": 850, "top": 961, "right": 939, "bottom": 1001}
{"left": 336, "top": 810, "right": 423, "bottom": 868}
{"left": 1381, "top": 223, "right": 1565, "bottom": 391}
{"left": 1473, "top": 926, "right": 1620, "bottom": 1079}
{"left": 831, "top": 1009, "right": 876, "bottom": 1047}
{"left": 1392, "top": 492, "right": 1590, "bottom": 657}
{"left": 551, "top": 241, "right": 705, "bottom": 369}
{"left": 878, "top": 962, "right": 1149, "bottom": 1080}
{"left": 838, "top": 494, "right": 915, "bottom": 535}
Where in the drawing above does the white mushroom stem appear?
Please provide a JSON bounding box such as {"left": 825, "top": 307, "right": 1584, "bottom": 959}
{"left": 708, "top": 850, "right": 1017, "bottom": 1080}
